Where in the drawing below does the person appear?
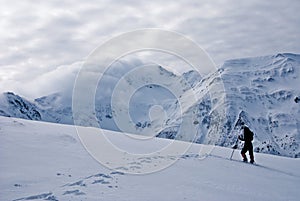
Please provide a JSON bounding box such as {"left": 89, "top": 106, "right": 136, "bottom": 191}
{"left": 238, "top": 125, "right": 255, "bottom": 163}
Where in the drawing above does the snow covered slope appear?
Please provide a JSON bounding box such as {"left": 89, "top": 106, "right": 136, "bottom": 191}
{"left": 216, "top": 53, "right": 300, "bottom": 157}
{"left": 0, "top": 116, "right": 299, "bottom": 201}
{"left": 0, "top": 53, "right": 299, "bottom": 157}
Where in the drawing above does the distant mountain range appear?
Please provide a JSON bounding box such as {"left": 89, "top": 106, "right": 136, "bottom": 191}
{"left": 1, "top": 53, "right": 299, "bottom": 157}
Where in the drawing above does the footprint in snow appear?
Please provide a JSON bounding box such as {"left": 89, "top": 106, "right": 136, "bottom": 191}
{"left": 92, "top": 179, "right": 110, "bottom": 184}
{"left": 63, "top": 180, "right": 86, "bottom": 187}
{"left": 63, "top": 189, "right": 85, "bottom": 196}
{"left": 13, "top": 192, "right": 58, "bottom": 201}
{"left": 14, "top": 171, "right": 125, "bottom": 201}
{"left": 110, "top": 171, "right": 125, "bottom": 175}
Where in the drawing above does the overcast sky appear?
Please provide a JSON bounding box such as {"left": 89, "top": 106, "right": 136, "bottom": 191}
{"left": 0, "top": 0, "right": 299, "bottom": 99}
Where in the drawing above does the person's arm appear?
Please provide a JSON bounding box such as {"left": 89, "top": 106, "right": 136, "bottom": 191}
{"left": 238, "top": 129, "right": 244, "bottom": 141}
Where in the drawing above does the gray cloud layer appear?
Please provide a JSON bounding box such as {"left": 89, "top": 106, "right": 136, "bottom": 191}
{"left": 0, "top": 0, "right": 299, "bottom": 98}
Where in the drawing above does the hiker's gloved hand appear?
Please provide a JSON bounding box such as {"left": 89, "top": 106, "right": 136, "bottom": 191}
{"left": 232, "top": 144, "right": 238, "bottom": 149}
{"left": 238, "top": 135, "right": 244, "bottom": 141}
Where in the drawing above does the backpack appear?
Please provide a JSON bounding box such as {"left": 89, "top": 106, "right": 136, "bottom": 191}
{"left": 244, "top": 127, "right": 253, "bottom": 142}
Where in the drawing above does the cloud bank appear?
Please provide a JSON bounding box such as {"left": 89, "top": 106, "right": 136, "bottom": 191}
{"left": 0, "top": 0, "right": 299, "bottom": 99}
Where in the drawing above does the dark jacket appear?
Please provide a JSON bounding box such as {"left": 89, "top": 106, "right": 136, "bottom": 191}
{"left": 238, "top": 127, "right": 253, "bottom": 142}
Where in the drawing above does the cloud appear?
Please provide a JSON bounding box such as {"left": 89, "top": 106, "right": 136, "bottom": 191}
{"left": 0, "top": 0, "right": 299, "bottom": 99}
{"left": 175, "top": 0, "right": 300, "bottom": 64}
{"left": 0, "top": 61, "right": 82, "bottom": 99}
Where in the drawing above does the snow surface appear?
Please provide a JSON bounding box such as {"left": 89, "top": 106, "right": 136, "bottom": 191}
{"left": 1, "top": 116, "right": 299, "bottom": 201}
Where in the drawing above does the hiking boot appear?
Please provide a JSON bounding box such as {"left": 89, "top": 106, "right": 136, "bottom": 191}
{"left": 243, "top": 157, "right": 248, "bottom": 162}
{"left": 250, "top": 160, "right": 255, "bottom": 164}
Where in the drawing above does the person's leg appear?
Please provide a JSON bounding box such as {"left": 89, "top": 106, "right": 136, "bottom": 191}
{"left": 241, "top": 146, "right": 247, "bottom": 162}
{"left": 248, "top": 143, "right": 254, "bottom": 163}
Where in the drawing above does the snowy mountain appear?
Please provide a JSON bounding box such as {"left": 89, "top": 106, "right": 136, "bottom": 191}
{"left": 1, "top": 116, "right": 299, "bottom": 201}
{"left": 0, "top": 53, "right": 299, "bottom": 158}
{"left": 215, "top": 53, "right": 300, "bottom": 157}
{"left": 0, "top": 92, "right": 42, "bottom": 121}
{"left": 0, "top": 92, "right": 73, "bottom": 125}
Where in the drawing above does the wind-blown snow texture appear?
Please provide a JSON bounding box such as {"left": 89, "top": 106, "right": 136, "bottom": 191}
{"left": 0, "top": 53, "right": 299, "bottom": 157}
{"left": 0, "top": 116, "right": 299, "bottom": 201}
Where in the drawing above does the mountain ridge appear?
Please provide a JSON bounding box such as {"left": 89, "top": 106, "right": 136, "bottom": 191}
{"left": 0, "top": 53, "right": 299, "bottom": 157}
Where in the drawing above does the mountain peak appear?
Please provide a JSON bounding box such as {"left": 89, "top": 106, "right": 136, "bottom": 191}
{"left": 0, "top": 92, "right": 41, "bottom": 120}
{"left": 34, "top": 92, "right": 62, "bottom": 108}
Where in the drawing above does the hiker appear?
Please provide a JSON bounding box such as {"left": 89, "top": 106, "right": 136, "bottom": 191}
{"left": 238, "top": 125, "right": 255, "bottom": 163}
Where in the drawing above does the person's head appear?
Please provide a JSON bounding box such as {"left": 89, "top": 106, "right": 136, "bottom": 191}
{"left": 241, "top": 123, "right": 248, "bottom": 129}
{"left": 240, "top": 122, "right": 245, "bottom": 129}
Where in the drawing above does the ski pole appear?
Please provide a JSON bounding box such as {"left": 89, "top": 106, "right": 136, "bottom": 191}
{"left": 230, "top": 138, "right": 239, "bottom": 160}
{"left": 229, "top": 149, "right": 235, "bottom": 160}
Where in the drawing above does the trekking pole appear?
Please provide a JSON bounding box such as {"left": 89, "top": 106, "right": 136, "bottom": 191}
{"left": 229, "top": 138, "right": 239, "bottom": 160}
